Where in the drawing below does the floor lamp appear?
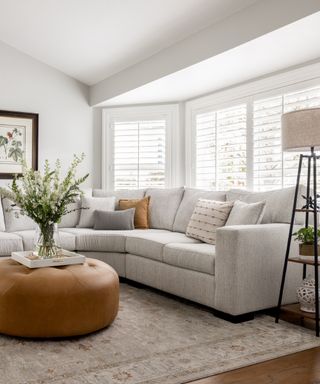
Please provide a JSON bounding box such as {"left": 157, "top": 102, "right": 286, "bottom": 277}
{"left": 275, "top": 107, "right": 320, "bottom": 336}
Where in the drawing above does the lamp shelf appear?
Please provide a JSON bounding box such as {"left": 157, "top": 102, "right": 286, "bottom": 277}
{"left": 295, "top": 209, "right": 319, "bottom": 213}
{"left": 288, "top": 257, "right": 320, "bottom": 266}
{"left": 281, "top": 303, "right": 318, "bottom": 321}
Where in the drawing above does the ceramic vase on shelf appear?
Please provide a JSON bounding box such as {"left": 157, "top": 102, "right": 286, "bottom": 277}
{"left": 297, "top": 275, "right": 320, "bottom": 313}
{"left": 33, "top": 223, "right": 61, "bottom": 258}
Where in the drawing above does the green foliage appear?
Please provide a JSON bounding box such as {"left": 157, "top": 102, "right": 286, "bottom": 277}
{"left": 0, "top": 153, "right": 89, "bottom": 226}
{"left": 293, "top": 226, "right": 320, "bottom": 244}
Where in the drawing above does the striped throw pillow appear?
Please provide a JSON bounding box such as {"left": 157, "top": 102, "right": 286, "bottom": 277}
{"left": 186, "top": 199, "right": 234, "bottom": 244}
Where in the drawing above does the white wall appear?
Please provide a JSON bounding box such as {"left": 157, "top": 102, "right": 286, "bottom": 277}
{"left": 0, "top": 41, "right": 95, "bottom": 187}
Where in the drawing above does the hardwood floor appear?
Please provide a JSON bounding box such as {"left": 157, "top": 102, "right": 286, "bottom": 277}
{"left": 188, "top": 347, "right": 320, "bottom": 384}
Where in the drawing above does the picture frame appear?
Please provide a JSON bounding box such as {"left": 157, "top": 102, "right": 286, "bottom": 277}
{"left": 0, "top": 110, "right": 38, "bottom": 179}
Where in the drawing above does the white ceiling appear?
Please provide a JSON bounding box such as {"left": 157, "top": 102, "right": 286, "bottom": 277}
{"left": 103, "top": 12, "right": 320, "bottom": 106}
{"left": 0, "top": 0, "right": 258, "bottom": 85}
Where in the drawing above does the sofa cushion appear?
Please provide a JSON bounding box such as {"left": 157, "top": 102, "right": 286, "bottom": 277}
{"left": 226, "top": 185, "right": 306, "bottom": 225}
{"left": 14, "top": 230, "right": 76, "bottom": 251}
{"left": 93, "top": 189, "right": 145, "bottom": 207}
{"left": 0, "top": 200, "right": 5, "bottom": 231}
{"left": 2, "top": 198, "right": 36, "bottom": 232}
{"left": 0, "top": 232, "right": 23, "bottom": 255}
{"left": 163, "top": 243, "right": 215, "bottom": 275}
{"left": 145, "top": 187, "right": 184, "bottom": 230}
{"left": 125, "top": 230, "right": 201, "bottom": 262}
{"left": 61, "top": 228, "right": 127, "bottom": 252}
{"left": 173, "top": 188, "right": 226, "bottom": 233}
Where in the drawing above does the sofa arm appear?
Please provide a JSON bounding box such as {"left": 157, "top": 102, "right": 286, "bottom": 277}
{"left": 214, "top": 224, "right": 302, "bottom": 316}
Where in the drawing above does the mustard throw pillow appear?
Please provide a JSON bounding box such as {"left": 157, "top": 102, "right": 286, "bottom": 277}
{"left": 118, "top": 196, "right": 150, "bottom": 229}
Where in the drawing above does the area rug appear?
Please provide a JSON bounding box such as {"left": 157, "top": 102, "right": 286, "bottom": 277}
{"left": 2, "top": 284, "right": 320, "bottom": 384}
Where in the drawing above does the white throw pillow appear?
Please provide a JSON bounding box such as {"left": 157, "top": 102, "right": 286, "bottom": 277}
{"left": 58, "top": 200, "right": 81, "bottom": 228}
{"left": 225, "top": 200, "right": 266, "bottom": 226}
{"left": 77, "top": 196, "right": 116, "bottom": 228}
{"left": 2, "top": 198, "right": 36, "bottom": 232}
{"left": 186, "top": 199, "right": 234, "bottom": 245}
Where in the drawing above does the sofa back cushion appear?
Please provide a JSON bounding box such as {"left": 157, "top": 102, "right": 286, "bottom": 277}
{"left": 0, "top": 199, "right": 5, "bottom": 231}
{"left": 173, "top": 188, "right": 226, "bottom": 233}
{"left": 2, "top": 198, "right": 36, "bottom": 232}
{"left": 226, "top": 185, "right": 306, "bottom": 224}
{"left": 145, "top": 187, "right": 184, "bottom": 231}
{"left": 93, "top": 189, "right": 145, "bottom": 208}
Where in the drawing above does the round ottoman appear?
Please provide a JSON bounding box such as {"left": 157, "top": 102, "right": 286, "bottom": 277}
{"left": 0, "top": 258, "right": 119, "bottom": 338}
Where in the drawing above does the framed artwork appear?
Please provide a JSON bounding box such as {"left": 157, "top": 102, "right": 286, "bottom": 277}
{"left": 0, "top": 110, "right": 38, "bottom": 179}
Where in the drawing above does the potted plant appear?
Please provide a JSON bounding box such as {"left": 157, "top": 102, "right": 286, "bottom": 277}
{"left": 293, "top": 226, "right": 320, "bottom": 256}
{"left": 0, "top": 154, "right": 88, "bottom": 258}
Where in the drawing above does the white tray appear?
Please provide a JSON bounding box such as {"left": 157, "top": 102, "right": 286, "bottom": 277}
{"left": 11, "top": 250, "right": 86, "bottom": 268}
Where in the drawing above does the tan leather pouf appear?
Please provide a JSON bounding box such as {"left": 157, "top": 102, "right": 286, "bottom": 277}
{"left": 0, "top": 258, "right": 119, "bottom": 338}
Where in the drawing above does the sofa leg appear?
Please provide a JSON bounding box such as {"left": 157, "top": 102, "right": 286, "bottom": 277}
{"left": 211, "top": 309, "right": 255, "bottom": 323}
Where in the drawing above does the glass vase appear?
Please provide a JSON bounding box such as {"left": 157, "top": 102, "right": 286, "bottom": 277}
{"left": 33, "top": 223, "right": 61, "bottom": 258}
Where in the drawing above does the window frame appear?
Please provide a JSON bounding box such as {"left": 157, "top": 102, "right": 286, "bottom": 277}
{"left": 102, "top": 104, "right": 179, "bottom": 190}
{"left": 186, "top": 61, "right": 320, "bottom": 191}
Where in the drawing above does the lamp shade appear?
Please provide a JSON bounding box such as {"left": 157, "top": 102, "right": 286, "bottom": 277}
{"left": 282, "top": 108, "right": 320, "bottom": 151}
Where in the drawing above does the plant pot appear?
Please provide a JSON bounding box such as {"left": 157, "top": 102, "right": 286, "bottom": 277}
{"left": 299, "top": 243, "right": 320, "bottom": 256}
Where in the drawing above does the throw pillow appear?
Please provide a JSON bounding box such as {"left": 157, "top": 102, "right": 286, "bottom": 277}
{"left": 225, "top": 200, "right": 266, "bottom": 226}
{"left": 93, "top": 208, "right": 135, "bottom": 230}
{"left": 2, "top": 198, "right": 36, "bottom": 232}
{"left": 58, "top": 200, "right": 81, "bottom": 228}
{"left": 118, "top": 196, "right": 150, "bottom": 229}
{"left": 186, "top": 199, "right": 234, "bottom": 245}
{"left": 78, "top": 196, "right": 116, "bottom": 228}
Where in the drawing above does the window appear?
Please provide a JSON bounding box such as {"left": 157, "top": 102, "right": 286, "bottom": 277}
{"left": 189, "top": 77, "right": 320, "bottom": 192}
{"left": 195, "top": 104, "right": 246, "bottom": 190}
{"left": 253, "top": 86, "right": 320, "bottom": 191}
{"left": 114, "top": 119, "right": 166, "bottom": 189}
{"left": 103, "top": 105, "right": 179, "bottom": 190}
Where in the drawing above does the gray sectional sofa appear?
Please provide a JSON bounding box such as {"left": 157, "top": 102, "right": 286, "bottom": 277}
{"left": 0, "top": 186, "right": 303, "bottom": 321}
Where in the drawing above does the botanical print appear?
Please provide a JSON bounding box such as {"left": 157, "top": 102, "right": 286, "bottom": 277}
{"left": 0, "top": 124, "right": 25, "bottom": 163}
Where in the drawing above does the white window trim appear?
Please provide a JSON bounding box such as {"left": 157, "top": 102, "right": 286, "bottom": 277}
{"left": 102, "top": 104, "right": 179, "bottom": 190}
{"left": 186, "top": 61, "right": 320, "bottom": 189}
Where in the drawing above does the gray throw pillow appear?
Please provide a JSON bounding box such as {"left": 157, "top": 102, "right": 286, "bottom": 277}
{"left": 225, "top": 200, "right": 266, "bottom": 226}
{"left": 93, "top": 208, "right": 135, "bottom": 230}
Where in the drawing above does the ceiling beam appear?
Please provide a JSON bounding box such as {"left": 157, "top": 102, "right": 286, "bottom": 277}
{"left": 90, "top": 0, "right": 320, "bottom": 106}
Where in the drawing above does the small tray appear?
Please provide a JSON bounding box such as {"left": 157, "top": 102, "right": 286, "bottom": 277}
{"left": 11, "top": 250, "right": 86, "bottom": 268}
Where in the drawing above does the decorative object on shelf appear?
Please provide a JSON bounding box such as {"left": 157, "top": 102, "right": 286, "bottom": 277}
{"left": 297, "top": 275, "right": 320, "bottom": 313}
{"left": 0, "top": 110, "right": 38, "bottom": 179}
{"left": 11, "top": 250, "right": 86, "bottom": 269}
{"left": 0, "top": 154, "right": 88, "bottom": 259}
{"left": 302, "top": 194, "right": 320, "bottom": 211}
{"left": 293, "top": 226, "right": 320, "bottom": 256}
{"left": 276, "top": 107, "right": 320, "bottom": 336}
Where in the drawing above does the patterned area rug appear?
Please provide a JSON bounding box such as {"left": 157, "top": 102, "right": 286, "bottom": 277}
{"left": 2, "top": 283, "right": 320, "bottom": 384}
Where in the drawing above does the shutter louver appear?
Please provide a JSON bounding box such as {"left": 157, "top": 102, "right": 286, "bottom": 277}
{"left": 114, "top": 119, "right": 166, "bottom": 190}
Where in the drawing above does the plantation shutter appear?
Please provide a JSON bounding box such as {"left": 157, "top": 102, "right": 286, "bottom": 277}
{"left": 113, "top": 119, "right": 166, "bottom": 190}
{"left": 216, "top": 104, "right": 247, "bottom": 190}
{"left": 195, "top": 104, "right": 246, "bottom": 190}
{"left": 253, "top": 86, "right": 320, "bottom": 191}
{"left": 253, "top": 95, "right": 283, "bottom": 191}
{"left": 195, "top": 112, "right": 216, "bottom": 189}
